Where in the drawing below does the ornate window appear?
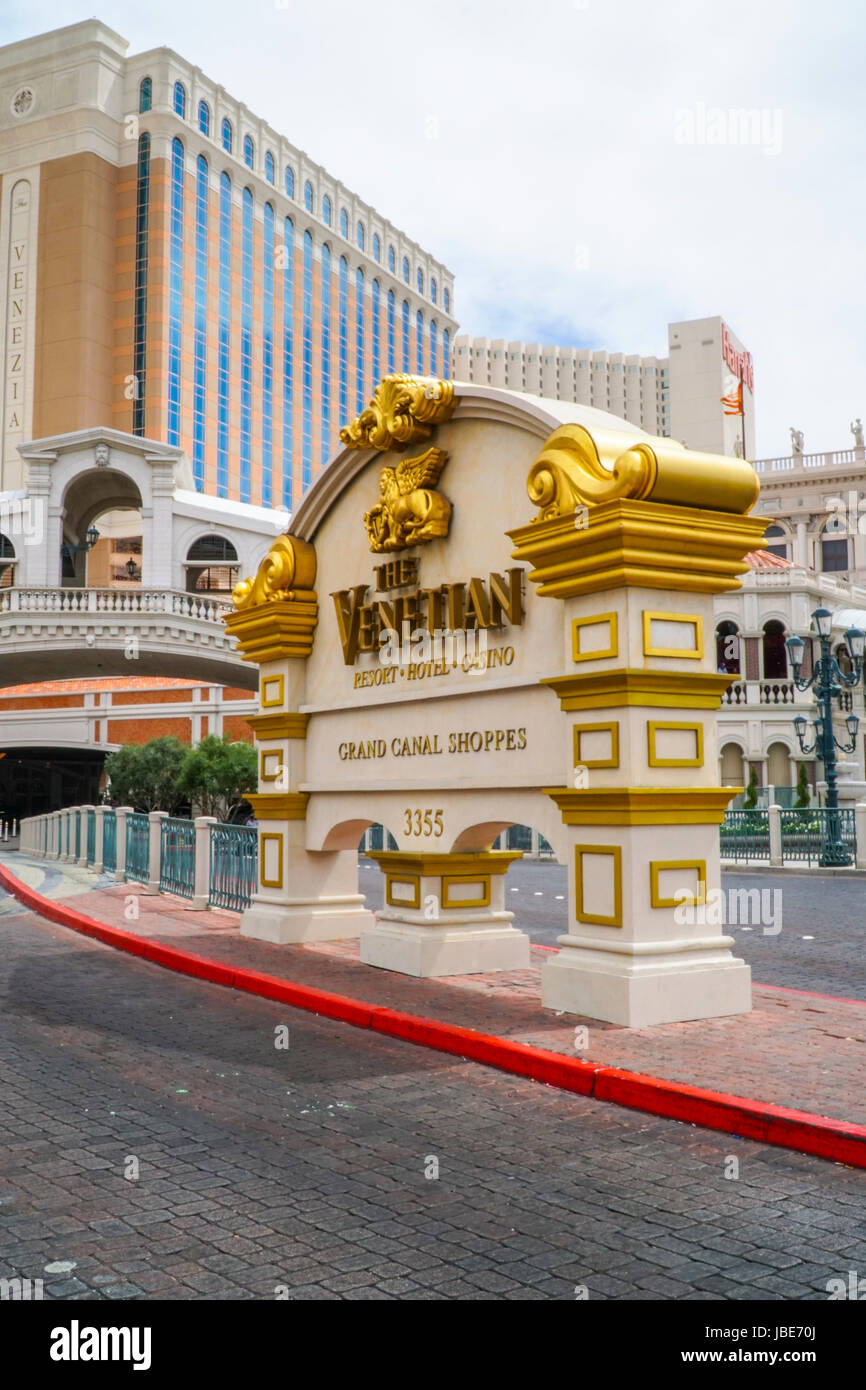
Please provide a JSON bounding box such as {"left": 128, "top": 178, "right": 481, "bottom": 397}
{"left": 340, "top": 208, "right": 349, "bottom": 239}
{"left": 356, "top": 220, "right": 365, "bottom": 251}
{"left": 821, "top": 518, "right": 849, "bottom": 572}
{"left": 372, "top": 232, "right": 381, "bottom": 262}
{"left": 173, "top": 81, "right": 186, "bottom": 118}
{"left": 431, "top": 276, "right": 437, "bottom": 305}
{"left": 322, "top": 194, "right": 332, "bottom": 227}
{"left": 417, "top": 266, "right": 424, "bottom": 296}
{"left": 285, "top": 165, "right": 295, "bottom": 199}
{"left": 221, "top": 117, "right": 232, "bottom": 153}
{"left": 185, "top": 536, "right": 239, "bottom": 594}
{"left": 243, "top": 134, "right": 254, "bottom": 169}
{"left": 388, "top": 245, "right": 396, "bottom": 274}
{"left": 715, "top": 620, "right": 740, "bottom": 675}
{"left": 402, "top": 256, "right": 409, "bottom": 284}
{"left": 264, "top": 150, "right": 275, "bottom": 184}
{"left": 198, "top": 100, "right": 210, "bottom": 136}
{"left": 139, "top": 77, "right": 152, "bottom": 114}
{"left": 444, "top": 287, "right": 450, "bottom": 314}
{"left": 304, "top": 180, "right": 314, "bottom": 213}
{"left": 762, "top": 620, "right": 788, "bottom": 680}
{"left": 764, "top": 524, "right": 789, "bottom": 559}
{"left": 401, "top": 300, "right": 410, "bottom": 372}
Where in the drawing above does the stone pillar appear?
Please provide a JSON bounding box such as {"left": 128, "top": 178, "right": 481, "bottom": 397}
{"left": 114, "top": 806, "right": 134, "bottom": 883}
{"left": 768, "top": 804, "right": 782, "bottom": 867}
{"left": 225, "top": 535, "right": 375, "bottom": 944}
{"left": 509, "top": 430, "right": 766, "bottom": 1026}
{"left": 147, "top": 811, "right": 167, "bottom": 894}
{"left": 93, "top": 805, "right": 105, "bottom": 874}
{"left": 191, "top": 816, "right": 217, "bottom": 910}
{"left": 361, "top": 851, "right": 527, "bottom": 976}
{"left": 58, "top": 809, "right": 69, "bottom": 861}
{"left": 77, "top": 806, "right": 93, "bottom": 866}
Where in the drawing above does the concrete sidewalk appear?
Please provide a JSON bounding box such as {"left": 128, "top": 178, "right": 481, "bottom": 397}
{"left": 4, "top": 849, "right": 865, "bottom": 1140}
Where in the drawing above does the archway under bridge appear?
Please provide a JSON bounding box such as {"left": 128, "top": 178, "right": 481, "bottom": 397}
{"left": 226, "top": 375, "right": 767, "bottom": 1027}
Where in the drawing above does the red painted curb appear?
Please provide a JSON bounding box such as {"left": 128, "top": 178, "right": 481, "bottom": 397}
{"left": 3, "top": 860, "right": 865, "bottom": 1169}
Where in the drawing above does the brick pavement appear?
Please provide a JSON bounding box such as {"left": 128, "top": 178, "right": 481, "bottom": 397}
{"left": 4, "top": 852, "right": 865, "bottom": 1130}
{"left": 1, "top": 904, "right": 864, "bottom": 1300}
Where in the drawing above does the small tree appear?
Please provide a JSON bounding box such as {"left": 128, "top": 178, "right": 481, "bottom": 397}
{"left": 794, "top": 761, "right": 811, "bottom": 808}
{"left": 743, "top": 765, "right": 759, "bottom": 810}
{"left": 176, "top": 734, "right": 257, "bottom": 821}
{"left": 103, "top": 737, "right": 187, "bottom": 813}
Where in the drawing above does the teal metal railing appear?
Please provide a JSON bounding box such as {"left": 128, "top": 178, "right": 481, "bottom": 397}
{"left": 74, "top": 810, "right": 81, "bottom": 861}
{"left": 102, "top": 809, "right": 116, "bottom": 873}
{"left": 125, "top": 812, "right": 149, "bottom": 884}
{"left": 779, "top": 807, "right": 856, "bottom": 865}
{"left": 159, "top": 816, "right": 196, "bottom": 899}
{"left": 86, "top": 808, "right": 95, "bottom": 865}
{"left": 719, "top": 810, "right": 770, "bottom": 862}
{"left": 209, "top": 823, "right": 257, "bottom": 911}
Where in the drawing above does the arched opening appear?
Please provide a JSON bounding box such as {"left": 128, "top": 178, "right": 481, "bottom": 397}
{"left": 61, "top": 469, "right": 144, "bottom": 589}
{"left": 0, "top": 533, "right": 16, "bottom": 588}
{"left": 185, "top": 535, "right": 239, "bottom": 593}
{"left": 767, "top": 741, "right": 792, "bottom": 789}
{"left": 762, "top": 619, "right": 788, "bottom": 679}
{"left": 763, "top": 524, "right": 789, "bottom": 559}
{"left": 720, "top": 742, "right": 745, "bottom": 786}
{"left": 715, "top": 619, "right": 740, "bottom": 674}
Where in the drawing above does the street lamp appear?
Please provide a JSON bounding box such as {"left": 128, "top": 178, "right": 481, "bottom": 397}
{"left": 787, "top": 607, "right": 865, "bottom": 866}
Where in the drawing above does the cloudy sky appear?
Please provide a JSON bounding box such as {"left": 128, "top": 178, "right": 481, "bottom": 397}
{"left": 7, "top": 0, "right": 865, "bottom": 456}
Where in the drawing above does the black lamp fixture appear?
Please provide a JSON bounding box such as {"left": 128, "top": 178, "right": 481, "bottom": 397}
{"left": 124, "top": 556, "right": 141, "bottom": 581}
{"left": 787, "top": 606, "right": 866, "bottom": 866}
{"left": 62, "top": 525, "right": 101, "bottom": 559}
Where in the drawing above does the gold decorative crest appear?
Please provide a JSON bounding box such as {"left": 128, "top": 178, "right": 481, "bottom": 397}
{"left": 232, "top": 535, "right": 317, "bottom": 610}
{"left": 364, "top": 448, "right": 452, "bottom": 552}
{"left": 340, "top": 374, "right": 455, "bottom": 451}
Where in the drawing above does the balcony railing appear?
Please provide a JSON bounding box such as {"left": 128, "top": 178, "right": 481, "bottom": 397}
{"left": 753, "top": 448, "right": 862, "bottom": 474}
{"left": 0, "top": 587, "right": 232, "bottom": 622}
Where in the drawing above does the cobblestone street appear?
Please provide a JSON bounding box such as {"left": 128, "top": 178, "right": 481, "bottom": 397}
{"left": 1, "top": 903, "right": 863, "bottom": 1301}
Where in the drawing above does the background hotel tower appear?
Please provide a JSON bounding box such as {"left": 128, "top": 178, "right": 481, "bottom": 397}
{"left": 0, "top": 18, "right": 457, "bottom": 504}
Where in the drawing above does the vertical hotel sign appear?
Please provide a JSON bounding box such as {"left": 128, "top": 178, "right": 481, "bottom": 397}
{"left": 2, "top": 177, "right": 35, "bottom": 485}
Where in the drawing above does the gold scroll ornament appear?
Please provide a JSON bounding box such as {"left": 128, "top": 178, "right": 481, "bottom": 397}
{"left": 340, "top": 373, "right": 456, "bottom": 451}
{"left": 363, "top": 447, "right": 452, "bottom": 552}
{"left": 526, "top": 423, "right": 760, "bottom": 519}
{"left": 232, "top": 534, "right": 316, "bottom": 610}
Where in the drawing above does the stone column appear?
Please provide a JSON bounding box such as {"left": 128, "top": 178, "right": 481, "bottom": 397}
{"left": 191, "top": 816, "right": 217, "bottom": 910}
{"left": 77, "top": 806, "right": 93, "bottom": 867}
{"left": 93, "top": 805, "right": 105, "bottom": 874}
{"left": 225, "top": 535, "right": 375, "bottom": 944}
{"left": 114, "top": 806, "right": 134, "bottom": 883}
{"left": 768, "top": 804, "right": 782, "bottom": 867}
{"left": 147, "top": 811, "right": 168, "bottom": 894}
{"left": 509, "top": 429, "right": 766, "bottom": 1026}
{"left": 361, "top": 850, "right": 526, "bottom": 976}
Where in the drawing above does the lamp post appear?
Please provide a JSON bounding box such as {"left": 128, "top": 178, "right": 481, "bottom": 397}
{"left": 786, "top": 607, "right": 865, "bottom": 867}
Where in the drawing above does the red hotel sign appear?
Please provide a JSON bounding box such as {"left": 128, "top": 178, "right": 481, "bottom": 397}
{"left": 722, "top": 322, "right": 754, "bottom": 392}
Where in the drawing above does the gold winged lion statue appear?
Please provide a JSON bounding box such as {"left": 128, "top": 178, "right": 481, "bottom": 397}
{"left": 363, "top": 447, "right": 452, "bottom": 552}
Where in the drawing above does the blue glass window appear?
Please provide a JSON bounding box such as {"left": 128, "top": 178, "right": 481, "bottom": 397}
{"left": 416, "top": 310, "right": 423, "bottom": 375}
{"left": 321, "top": 242, "right": 331, "bottom": 464}
{"left": 443, "top": 327, "right": 450, "bottom": 376}
{"left": 387, "top": 289, "right": 395, "bottom": 373}
{"left": 356, "top": 220, "right": 365, "bottom": 251}
{"left": 355, "top": 268, "right": 365, "bottom": 414}
{"left": 132, "top": 132, "right": 151, "bottom": 435}
{"left": 240, "top": 187, "right": 254, "bottom": 502}
{"left": 444, "top": 287, "right": 450, "bottom": 314}
{"left": 340, "top": 208, "right": 349, "bottom": 239}
{"left": 372, "top": 233, "right": 381, "bottom": 262}
{"left": 304, "top": 180, "right": 314, "bottom": 213}
{"left": 338, "top": 255, "right": 349, "bottom": 428}
{"left": 243, "top": 134, "right": 254, "bottom": 169}
{"left": 417, "top": 267, "right": 424, "bottom": 296}
{"left": 173, "top": 81, "right": 186, "bottom": 119}
{"left": 322, "top": 194, "right": 332, "bottom": 227}
{"left": 430, "top": 319, "right": 437, "bottom": 376}
{"left": 262, "top": 203, "right": 275, "bottom": 506}
{"left": 217, "top": 173, "right": 231, "bottom": 497}
{"left": 139, "top": 77, "right": 152, "bottom": 114}
{"left": 198, "top": 100, "right": 210, "bottom": 136}
{"left": 388, "top": 245, "right": 395, "bottom": 274}
{"left": 282, "top": 218, "right": 294, "bottom": 510}
{"left": 402, "top": 256, "right": 409, "bottom": 284}
{"left": 192, "top": 155, "right": 208, "bottom": 489}
{"left": 285, "top": 165, "right": 295, "bottom": 199}
{"left": 431, "top": 276, "right": 437, "bottom": 305}
{"left": 265, "top": 150, "right": 275, "bottom": 184}
{"left": 401, "top": 300, "right": 410, "bottom": 372}
{"left": 167, "top": 138, "right": 184, "bottom": 447}
{"left": 302, "top": 231, "right": 314, "bottom": 488}
{"left": 371, "top": 279, "right": 381, "bottom": 384}
{"left": 222, "top": 118, "right": 232, "bottom": 153}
